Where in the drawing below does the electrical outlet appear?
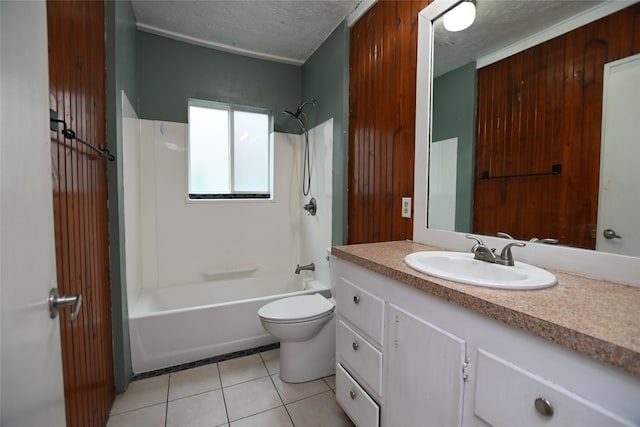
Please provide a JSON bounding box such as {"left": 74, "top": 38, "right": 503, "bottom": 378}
{"left": 402, "top": 197, "right": 412, "bottom": 218}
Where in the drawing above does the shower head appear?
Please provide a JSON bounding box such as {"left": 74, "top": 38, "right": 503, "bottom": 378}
{"left": 282, "top": 99, "right": 317, "bottom": 132}
{"left": 294, "top": 99, "right": 317, "bottom": 117}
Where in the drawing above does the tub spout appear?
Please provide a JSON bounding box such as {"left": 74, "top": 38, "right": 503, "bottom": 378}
{"left": 295, "top": 263, "right": 315, "bottom": 274}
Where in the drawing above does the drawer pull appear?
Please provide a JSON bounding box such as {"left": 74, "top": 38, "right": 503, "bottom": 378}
{"left": 353, "top": 295, "right": 360, "bottom": 304}
{"left": 352, "top": 341, "right": 359, "bottom": 351}
{"left": 534, "top": 397, "right": 554, "bottom": 417}
{"left": 349, "top": 389, "right": 357, "bottom": 399}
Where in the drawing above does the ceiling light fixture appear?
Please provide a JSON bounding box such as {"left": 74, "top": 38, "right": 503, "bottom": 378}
{"left": 443, "top": 0, "right": 476, "bottom": 32}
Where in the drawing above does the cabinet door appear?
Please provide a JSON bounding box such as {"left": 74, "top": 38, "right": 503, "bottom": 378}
{"left": 384, "top": 304, "right": 467, "bottom": 427}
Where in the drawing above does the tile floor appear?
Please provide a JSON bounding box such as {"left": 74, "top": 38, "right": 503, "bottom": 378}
{"left": 108, "top": 349, "right": 355, "bottom": 427}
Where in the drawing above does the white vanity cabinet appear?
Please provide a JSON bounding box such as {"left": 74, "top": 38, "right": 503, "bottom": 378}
{"left": 334, "top": 258, "right": 469, "bottom": 426}
{"left": 384, "top": 303, "right": 466, "bottom": 426}
{"left": 334, "top": 273, "right": 385, "bottom": 426}
{"left": 332, "top": 257, "right": 640, "bottom": 427}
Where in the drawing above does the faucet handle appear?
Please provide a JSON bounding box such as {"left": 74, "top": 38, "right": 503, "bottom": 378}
{"left": 529, "top": 237, "right": 559, "bottom": 244}
{"left": 465, "top": 235, "right": 484, "bottom": 253}
{"left": 497, "top": 231, "right": 515, "bottom": 239}
{"left": 499, "top": 242, "right": 526, "bottom": 266}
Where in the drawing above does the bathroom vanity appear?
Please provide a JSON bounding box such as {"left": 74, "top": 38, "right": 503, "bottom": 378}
{"left": 332, "top": 240, "right": 640, "bottom": 427}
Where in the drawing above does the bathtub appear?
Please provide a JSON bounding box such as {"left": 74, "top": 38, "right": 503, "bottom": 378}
{"left": 129, "top": 274, "right": 330, "bottom": 374}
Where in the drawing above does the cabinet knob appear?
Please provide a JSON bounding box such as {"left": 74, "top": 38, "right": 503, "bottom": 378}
{"left": 349, "top": 389, "right": 356, "bottom": 399}
{"left": 534, "top": 397, "right": 553, "bottom": 417}
{"left": 353, "top": 295, "right": 360, "bottom": 304}
{"left": 352, "top": 341, "right": 359, "bottom": 351}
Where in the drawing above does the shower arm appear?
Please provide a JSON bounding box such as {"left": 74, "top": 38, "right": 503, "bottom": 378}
{"left": 282, "top": 99, "right": 317, "bottom": 133}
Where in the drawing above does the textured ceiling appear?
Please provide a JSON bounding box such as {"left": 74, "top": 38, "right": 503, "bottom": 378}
{"left": 434, "top": 0, "right": 610, "bottom": 76}
{"left": 132, "top": 0, "right": 361, "bottom": 64}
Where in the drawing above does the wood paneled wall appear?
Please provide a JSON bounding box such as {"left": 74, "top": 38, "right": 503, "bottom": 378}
{"left": 47, "top": 1, "right": 114, "bottom": 426}
{"left": 348, "top": 0, "right": 430, "bottom": 244}
{"left": 474, "top": 4, "right": 640, "bottom": 249}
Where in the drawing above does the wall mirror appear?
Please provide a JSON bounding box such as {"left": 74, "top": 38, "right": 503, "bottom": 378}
{"left": 413, "top": 0, "right": 640, "bottom": 285}
{"left": 416, "top": 0, "right": 640, "bottom": 258}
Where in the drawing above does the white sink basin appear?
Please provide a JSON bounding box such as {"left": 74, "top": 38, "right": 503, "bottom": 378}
{"left": 404, "top": 251, "right": 557, "bottom": 290}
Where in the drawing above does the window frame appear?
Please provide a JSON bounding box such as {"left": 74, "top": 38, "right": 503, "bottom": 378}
{"left": 187, "top": 98, "right": 274, "bottom": 201}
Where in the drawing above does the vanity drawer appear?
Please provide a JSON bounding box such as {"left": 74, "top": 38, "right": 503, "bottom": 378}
{"left": 337, "top": 319, "right": 383, "bottom": 395}
{"left": 335, "top": 276, "right": 384, "bottom": 345}
{"left": 336, "top": 363, "right": 380, "bottom": 427}
{"left": 474, "top": 349, "right": 633, "bottom": 427}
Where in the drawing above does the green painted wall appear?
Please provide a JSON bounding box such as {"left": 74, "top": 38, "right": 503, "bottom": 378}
{"left": 432, "top": 62, "right": 476, "bottom": 232}
{"left": 106, "top": 0, "right": 137, "bottom": 393}
{"left": 302, "top": 21, "right": 349, "bottom": 245}
{"left": 136, "top": 32, "right": 301, "bottom": 132}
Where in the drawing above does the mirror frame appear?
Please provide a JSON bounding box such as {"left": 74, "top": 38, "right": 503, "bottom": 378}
{"left": 413, "top": 0, "right": 640, "bottom": 286}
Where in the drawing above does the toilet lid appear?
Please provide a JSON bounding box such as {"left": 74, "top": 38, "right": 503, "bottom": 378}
{"left": 258, "top": 293, "right": 335, "bottom": 322}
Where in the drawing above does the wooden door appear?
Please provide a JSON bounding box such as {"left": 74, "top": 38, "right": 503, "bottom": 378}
{"left": 47, "top": 1, "right": 115, "bottom": 426}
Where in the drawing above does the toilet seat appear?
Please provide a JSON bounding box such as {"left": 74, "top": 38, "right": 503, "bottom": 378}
{"left": 258, "top": 293, "right": 335, "bottom": 323}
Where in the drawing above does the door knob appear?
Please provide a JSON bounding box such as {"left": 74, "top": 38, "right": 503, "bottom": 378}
{"left": 603, "top": 229, "right": 622, "bottom": 239}
{"left": 49, "top": 288, "right": 82, "bottom": 320}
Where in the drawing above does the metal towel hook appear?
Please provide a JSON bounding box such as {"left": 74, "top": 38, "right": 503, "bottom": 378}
{"left": 50, "top": 109, "right": 115, "bottom": 162}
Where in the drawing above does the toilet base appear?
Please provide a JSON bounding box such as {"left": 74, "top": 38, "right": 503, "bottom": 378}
{"left": 279, "top": 316, "right": 336, "bottom": 383}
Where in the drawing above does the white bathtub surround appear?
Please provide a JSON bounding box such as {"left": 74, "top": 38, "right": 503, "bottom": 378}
{"left": 300, "top": 118, "right": 334, "bottom": 288}
{"left": 136, "top": 120, "right": 332, "bottom": 290}
{"left": 121, "top": 91, "right": 142, "bottom": 308}
{"left": 129, "top": 274, "right": 330, "bottom": 373}
{"left": 139, "top": 120, "right": 298, "bottom": 288}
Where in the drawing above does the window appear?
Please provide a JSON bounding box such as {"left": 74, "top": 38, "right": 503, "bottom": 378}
{"left": 188, "top": 99, "right": 272, "bottom": 199}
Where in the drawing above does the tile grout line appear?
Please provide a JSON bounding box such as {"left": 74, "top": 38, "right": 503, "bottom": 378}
{"left": 221, "top": 373, "right": 275, "bottom": 390}
{"left": 260, "top": 353, "right": 296, "bottom": 427}
{"left": 277, "top": 387, "right": 334, "bottom": 406}
{"left": 262, "top": 351, "right": 297, "bottom": 426}
{"left": 109, "top": 396, "right": 170, "bottom": 417}
{"left": 164, "top": 374, "right": 171, "bottom": 427}
{"left": 217, "top": 363, "right": 231, "bottom": 426}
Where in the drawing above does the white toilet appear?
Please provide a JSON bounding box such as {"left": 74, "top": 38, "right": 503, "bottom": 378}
{"left": 258, "top": 293, "right": 336, "bottom": 383}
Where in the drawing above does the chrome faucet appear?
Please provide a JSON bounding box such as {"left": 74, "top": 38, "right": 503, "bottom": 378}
{"left": 295, "top": 263, "right": 315, "bottom": 274}
{"left": 473, "top": 243, "right": 499, "bottom": 263}
{"left": 466, "top": 235, "right": 526, "bottom": 266}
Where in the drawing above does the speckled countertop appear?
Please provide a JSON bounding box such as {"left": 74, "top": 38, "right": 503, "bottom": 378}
{"left": 332, "top": 240, "right": 640, "bottom": 376}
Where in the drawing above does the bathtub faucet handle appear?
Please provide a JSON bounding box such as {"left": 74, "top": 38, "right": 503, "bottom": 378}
{"left": 295, "top": 263, "right": 315, "bottom": 274}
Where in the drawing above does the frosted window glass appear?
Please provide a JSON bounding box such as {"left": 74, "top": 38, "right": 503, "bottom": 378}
{"left": 188, "top": 101, "right": 271, "bottom": 198}
{"left": 233, "top": 111, "right": 269, "bottom": 192}
{"left": 189, "top": 106, "right": 229, "bottom": 194}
